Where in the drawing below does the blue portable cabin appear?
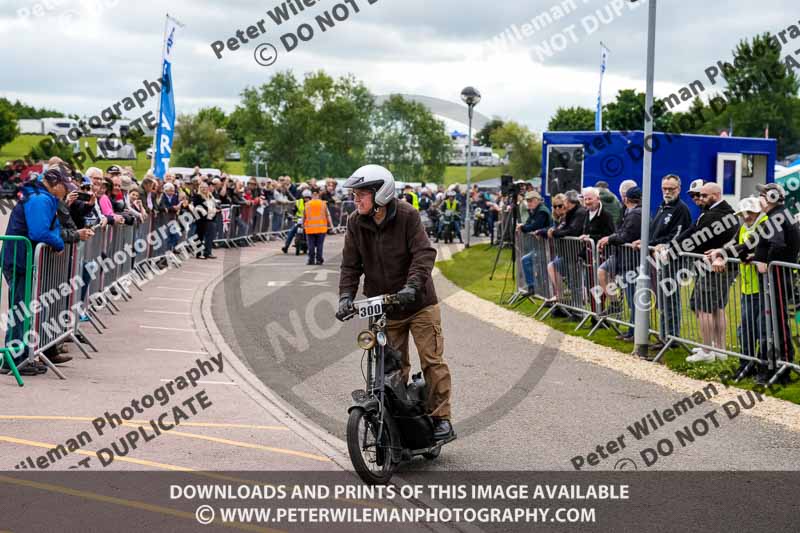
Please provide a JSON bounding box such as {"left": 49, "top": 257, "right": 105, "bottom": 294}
{"left": 541, "top": 131, "right": 777, "bottom": 218}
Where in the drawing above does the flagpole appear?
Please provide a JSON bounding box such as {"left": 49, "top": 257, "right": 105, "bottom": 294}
{"left": 596, "top": 42, "right": 610, "bottom": 131}
{"left": 149, "top": 14, "right": 170, "bottom": 176}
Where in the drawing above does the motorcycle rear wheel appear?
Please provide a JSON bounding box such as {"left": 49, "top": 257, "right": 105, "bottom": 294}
{"left": 347, "top": 409, "right": 397, "bottom": 485}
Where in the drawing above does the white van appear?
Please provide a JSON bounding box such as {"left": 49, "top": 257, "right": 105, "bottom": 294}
{"left": 42, "top": 118, "right": 79, "bottom": 137}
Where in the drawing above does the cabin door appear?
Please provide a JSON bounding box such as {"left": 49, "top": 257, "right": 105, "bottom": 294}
{"left": 716, "top": 153, "right": 742, "bottom": 206}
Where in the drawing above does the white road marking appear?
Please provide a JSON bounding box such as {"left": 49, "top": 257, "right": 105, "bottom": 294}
{"left": 140, "top": 325, "right": 197, "bottom": 332}
{"left": 143, "top": 310, "right": 191, "bottom": 316}
{"left": 146, "top": 348, "right": 208, "bottom": 354}
{"left": 159, "top": 379, "right": 237, "bottom": 385}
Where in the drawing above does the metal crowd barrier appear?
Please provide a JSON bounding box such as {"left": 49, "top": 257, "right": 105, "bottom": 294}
{"left": 651, "top": 251, "right": 744, "bottom": 364}
{"left": 513, "top": 232, "right": 552, "bottom": 312}
{"left": 0, "top": 235, "right": 34, "bottom": 386}
{"left": 539, "top": 236, "right": 599, "bottom": 330}
{"left": 764, "top": 261, "right": 800, "bottom": 384}
{"left": 29, "top": 242, "right": 91, "bottom": 378}
{"left": 589, "top": 242, "right": 660, "bottom": 339}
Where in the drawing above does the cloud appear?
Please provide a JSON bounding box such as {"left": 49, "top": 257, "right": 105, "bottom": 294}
{"left": 1, "top": 0, "right": 798, "bottom": 134}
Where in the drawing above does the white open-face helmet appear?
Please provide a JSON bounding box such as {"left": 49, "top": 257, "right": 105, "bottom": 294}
{"left": 344, "top": 164, "right": 396, "bottom": 206}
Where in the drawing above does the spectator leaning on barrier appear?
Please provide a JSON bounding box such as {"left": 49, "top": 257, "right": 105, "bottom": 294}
{"left": 282, "top": 188, "right": 309, "bottom": 253}
{"left": 301, "top": 187, "right": 333, "bottom": 265}
{"left": 708, "top": 197, "right": 768, "bottom": 380}
{"left": 672, "top": 182, "right": 739, "bottom": 363}
{"left": 727, "top": 184, "right": 799, "bottom": 384}
{"left": 517, "top": 191, "right": 552, "bottom": 296}
{"left": 1, "top": 168, "right": 68, "bottom": 376}
{"left": 540, "top": 190, "right": 586, "bottom": 305}
{"left": 139, "top": 177, "right": 157, "bottom": 214}
{"left": 638, "top": 174, "right": 693, "bottom": 349}
{"left": 579, "top": 187, "right": 616, "bottom": 243}
{"left": 596, "top": 181, "right": 623, "bottom": 227}
{"left": 597, "top": 187, "right": 643, "bottom": 341}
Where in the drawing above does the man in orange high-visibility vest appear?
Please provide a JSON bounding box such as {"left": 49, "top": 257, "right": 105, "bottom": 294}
{"left": 302, "top": 187, "right": 333, "bottom": 265}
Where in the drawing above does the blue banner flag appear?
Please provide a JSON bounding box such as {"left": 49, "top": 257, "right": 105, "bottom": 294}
{"left": 153, "top": 15, "right": 182, "bottom": 179}
{"left": 595, "top": 44, "right": 609, "bottom": 131}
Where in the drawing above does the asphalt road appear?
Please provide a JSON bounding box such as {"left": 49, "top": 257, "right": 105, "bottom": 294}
{"left": 195, "top": 235, "right": 800, "bottom": 470}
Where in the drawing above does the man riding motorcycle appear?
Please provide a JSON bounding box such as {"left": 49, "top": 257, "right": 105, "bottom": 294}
{"left": 336, "top": 164, "right": 454, "bottom": 440}
{"left": 435, "top": 190, "right": 463, "bottom": 244}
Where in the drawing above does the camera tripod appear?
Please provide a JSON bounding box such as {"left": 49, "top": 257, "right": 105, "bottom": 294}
{"left": 489, "top": 194, "right": 524, "bottom": 305}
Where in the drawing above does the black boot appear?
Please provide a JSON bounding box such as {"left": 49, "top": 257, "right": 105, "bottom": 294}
{"left": 432, "top": 418, "right": 454, "bottom": 440}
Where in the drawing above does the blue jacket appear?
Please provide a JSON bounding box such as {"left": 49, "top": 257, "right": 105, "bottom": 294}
{"left": 2, "top": 180, "right": 64, "bottom": 274}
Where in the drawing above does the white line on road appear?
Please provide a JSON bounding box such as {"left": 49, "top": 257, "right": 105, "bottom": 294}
{"left": 148, "top": 297, "right": 193, "bottom": 303}
{"left": 159, "top": 379, "right": 237, "bottom": 385}
{"left": 143, "top": 310, "right": 191, "bottom": 316}
{"left": 146, "top": 348, "right": 208, "bottom": 354}
{"left": 140, "top": 325, "right": 197, "bottom": 332}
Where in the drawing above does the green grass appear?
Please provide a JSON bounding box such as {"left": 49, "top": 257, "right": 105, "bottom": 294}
{"left": 1, "top": 135, "right": 246, "bottom": 177}
{"left": 443, "top": 165, "right": 506, "bottom": 187}
{"left": 437, "top": 244, "right": 800, "bottom": 405}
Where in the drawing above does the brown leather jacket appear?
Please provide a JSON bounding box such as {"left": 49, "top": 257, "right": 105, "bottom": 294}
{"left": 339, "top": 200, "right": 438, "bottom": 319}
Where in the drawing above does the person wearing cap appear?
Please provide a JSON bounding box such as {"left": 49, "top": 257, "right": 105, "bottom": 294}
{"left": 671, "top": 182, "right": 739, "bottom": 363}
{"left": 106, "top": 165, "right": 122, "bottom": 177}
{"left": 597, "top": 186, "right": 643, "bottom": 340}
{"left": 708, "top": 197, "right": 768, "bottom": 378}
{"left": 687, "top": 179, "right": 705, "bottom": 209}
{"left": 595, "top": 181, "right": 623, "bottom": 227}
{"left": 724, "top": 183, "right": 799, "bottom": 384}
{"left": 1, "top": 167, "right": 68, "bottom": 376}
{"left": 517, "top": 190, "right": 552, "bottom": 295}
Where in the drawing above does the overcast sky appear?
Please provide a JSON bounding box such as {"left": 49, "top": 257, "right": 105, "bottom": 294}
{"left": 2, "top": 0, "right": 798, "bottom": 133}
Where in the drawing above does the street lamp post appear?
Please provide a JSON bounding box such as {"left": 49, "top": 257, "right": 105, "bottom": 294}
{"left": 461, "top": 86, "right": 481, "bottom": 248}
{"left": 634, "top": 0, "right": 658, "bottom": 357}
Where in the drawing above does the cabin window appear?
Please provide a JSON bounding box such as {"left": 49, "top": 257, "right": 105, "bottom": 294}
{"left": 546, "top": 145, "right": 584, "bottom": 196}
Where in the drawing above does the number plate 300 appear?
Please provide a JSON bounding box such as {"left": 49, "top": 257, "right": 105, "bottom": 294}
{"left": 356, "top": 299, "right": 384, "bottom": 318}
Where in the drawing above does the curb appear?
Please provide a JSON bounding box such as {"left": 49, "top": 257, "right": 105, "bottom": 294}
{"left": 191, "top": 247, "right": 352, "bottom": 471}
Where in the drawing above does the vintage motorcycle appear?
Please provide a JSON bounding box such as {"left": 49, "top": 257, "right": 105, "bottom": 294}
{"left": 341, "top": 293, "right": 456, "bottom": 484}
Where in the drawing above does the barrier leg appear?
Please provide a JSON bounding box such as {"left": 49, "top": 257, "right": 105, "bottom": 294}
{"left": 88, "top": 308, "right": 106, "bottom": 330}
{"left": 652, "top": 337, "right": 676, "bottom": 363}
{"left": 68, "top": 332, "right": 92, "bottom": 359}
{"left": 74, "top": 328, "right": 98, "bottom": 352}
{"left": 2, "top": 350, "right": 24, "bottom": 387}
{"left": 575, "top": 313, "right": 592, "bottom": 332}
{"left": 37, "top": 354, "right": 66, "bottom": 380}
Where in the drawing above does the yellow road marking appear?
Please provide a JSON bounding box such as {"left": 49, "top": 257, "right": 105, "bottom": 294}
{"left": 0, "top": 474, "right": 283, "bottom": 533}
{"left": 0, "top": 415, "right": 288, "bottom": 431}
{"left": 0, "top": 417, "right": 328, "bottom": 463}
{"left": 1, "top": 436, "right": 381, "bottom": 510}
{"left": 164, "top": 430, "right": 330, "bottom": 463}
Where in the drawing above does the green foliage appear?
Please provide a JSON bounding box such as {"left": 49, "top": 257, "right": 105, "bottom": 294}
{"left": 368, "top": 94, "right": 451, "bottom": 183}
{"left": 604, "top": 89, "right": 675, "bottom": 132}
{"left": 476, "top": 118, "right": 504, "bottom": 146}
{"left": 547, "top": 106, "right": 595, "bottom": 131}
{"left": 0, "top": 97, "right": 63, "bottom": 119}
{"left": 196, "top": 106, "right": 228, "bottom": 129}
{"left": 490, "top": 121, "right": 541, "bottom": 180}
{"left": 27, "top": 135, "right": 74, "bottom": 163}
{"left": 124, "top": 127, "right": 152, "bottom": 153}
{"left": 0, "top": 99, "right": 20, "bottom": 150}
{"left": 707, "top": 33, "right": 800, "bottom": 156}
{"left": 233, "top": 70, "right": 374, "bottom": 179}
{"left": 172, "top": 114, "right": 229, "bottom": 168}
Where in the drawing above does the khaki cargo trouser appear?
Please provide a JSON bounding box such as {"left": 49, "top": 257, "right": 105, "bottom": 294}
{"left": 385, "top": 304, "right": 452, "bottom": 419}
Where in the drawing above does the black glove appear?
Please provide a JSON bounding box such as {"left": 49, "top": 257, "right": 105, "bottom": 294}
{"left": 335, "top": 295, "right": 354, "bottom": 321}
{"left": 397, "top": 285, "right": 417, "bottom": 305}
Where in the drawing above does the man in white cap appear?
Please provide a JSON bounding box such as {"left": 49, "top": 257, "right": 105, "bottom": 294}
{"left": 708, "top": 197, "right": 766, "bottom": 378}
{"left": 687, "top": 179, "right": 705, "bottom": 209}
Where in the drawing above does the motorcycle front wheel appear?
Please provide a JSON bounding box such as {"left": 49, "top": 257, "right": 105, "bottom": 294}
{"left": 347, "top": 409, "right": 397, "bottom": 485}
